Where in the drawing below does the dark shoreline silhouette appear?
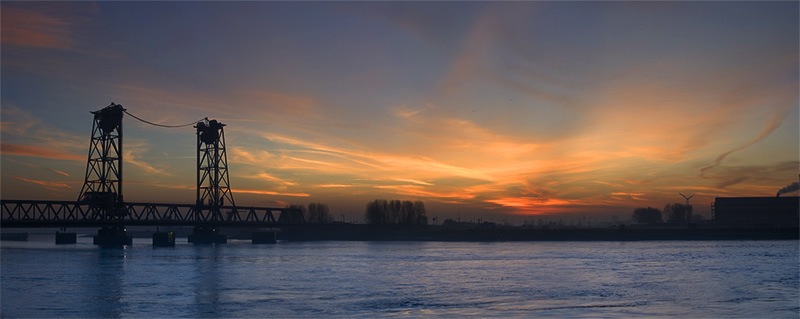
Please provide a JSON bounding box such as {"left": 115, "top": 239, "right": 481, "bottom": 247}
{"left": 273, "top": 223, "right": 799, "bottom": 242}
{"left": 7, "top": 223, "right": 796, "bottom": 243}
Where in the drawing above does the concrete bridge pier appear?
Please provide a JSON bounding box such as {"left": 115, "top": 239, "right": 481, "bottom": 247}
{"left": 188, "top": 226, "right": 227, "bottom": 244}
{"left": 152, "top": 229, "right": 175, "bottom": 247}
{"left": 252, "top": 230, "right": 277, "bottom": 244}
{"left": 55, "top": 230, "right": 77, "bottom": 244}
{"left": 93, "top": 226, "right": 133, "bottom": 248}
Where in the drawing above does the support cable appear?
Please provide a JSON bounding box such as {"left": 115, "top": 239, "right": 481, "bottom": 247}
{"left": 123, "top": 110, "right": 206, "bottom": 128}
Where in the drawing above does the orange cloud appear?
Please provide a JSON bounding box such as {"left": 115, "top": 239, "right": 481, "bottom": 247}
{"left": 374, "top": 185, "right": 476, "bottom": 201}
{"left": 47, "top": 168, "right": 70, "bottom": 177}
{"left": 392, "top": 178, "right": 433, "bottom": 186}
{"left": 242, "top": 172, "right": 297, "bottom": 187}
{"left": 95, "top": 61, "right": 793, "bottom": 219}
{"left": 1, "top": 105, "right": 86, "bottom": 157}
{"left": 1, "top": 7, "right": 73, "bottom": 50}
{"left": 234, "top": 188, "right": 310, "bottom": 197}
{"left": 123, "top": 140, "right": 170, "bottom": 176}
{"left": 239, "top": 90, "right": 319, "bottom": 117}
{"left": 14, "top": 176, "right": 71, "bottom": 189}
{"left": 316, "top": 184, "right": 353, "bottom": 188}
{"left": 230, "top": 147, "right": 275, "bottom": 165}
{"left": 699, "top": 106, "right": 793, "bottom": 177}
{"left": 1, "top": 143, "right": 83, "bottom": 161}
{"left": 485, "top": 197, "right": 577, "bottom": 215}
{"left": 3, "top": 157, "right": 72, "bottom": 176}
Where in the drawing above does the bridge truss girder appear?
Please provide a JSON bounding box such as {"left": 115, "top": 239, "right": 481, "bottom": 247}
{"left": 0, "top": 200, "right": 302, "bottom": 228}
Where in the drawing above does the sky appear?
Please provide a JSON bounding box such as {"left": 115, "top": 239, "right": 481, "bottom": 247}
{"left": 1, "top": 2, "right": 798, "bottom": 223}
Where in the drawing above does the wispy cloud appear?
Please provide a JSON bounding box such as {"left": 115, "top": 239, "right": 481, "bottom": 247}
{"left": 2, "top": 2, "right": 796, "bottom": 219}
{"left": 703, "top": 161, "right": 799, "bottom": 191}
{"left": 1, "top": 3, "right": 98, "bottom": 51}
{"left": 239, "top": 172, "right": 298, "bottom": 187}
{"left": 700, "top": 106, "right": 793, "bottom": 177}
{"left": 124, "top": 140, "right": 171, "bottom": 176}
{"left": 316, "top": 184, "right": 353, "bottom": 188}
{"left": 374, "top": 185, "right": 475, "bottom": 201}
{"left": 264, "top": 132, "right": 492, "bottom": 181}
{"left": 0, "top": 105, "right": 86, "bottom": 159}
{"left": 484, "top": 197, "right": 578, "bottom": 215}
{"left": 392, "top": 178, "right": 433, "bottom": 186}
{"left": 1, "top": 143, "right": 83, "bottom": 161}
{"left": 391, "top": 105, "right": 422, "bottom": 119}
{"left": 1, "top": 7, "right": 74, "bottom": 50}
{"left": 236, "top": 89, "right": 319, "bottom": 118}
{"left": 229, "top": 147, "right": 275, "bottom": 165}
{"left": 14, "top": 176, "right": 71, "bottom": 190}
{"left": 234, "top": 188, "right": 310, "bottom": 197}
{"left": 3, "top": 157, "right": 71, "bottom": 176}
{"left": 609, "top": 192, "right": 647, "bottom": 202}
{"left": 113, "top": 83, "right": 333, "bottom": 137}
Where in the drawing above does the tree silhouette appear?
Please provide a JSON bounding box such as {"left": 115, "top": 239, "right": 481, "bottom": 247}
{"left": 389, "top": 200, "right": 402, "bottom": 224}
{"left": 281, "top": 204, "right": 306, "bottom": 223}
{"left": 307, "top": 202, "right": 332, "bottom": 223}
{"left": 412, "top": 200, "right": 427, "bottom": 225}
{"left": 663, "top": 203, "right": 693, "bottom": 224}
{"left": 632, "top": 207, "right": 662, "bottom": 224}
{"left": 365, "top": 199, "right": 427, "bottom": 225}
{"left": 365, "top": 199, "right": 388, "bottom": 225}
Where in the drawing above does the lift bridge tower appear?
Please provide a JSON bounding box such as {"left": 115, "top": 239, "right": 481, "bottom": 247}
{"left": 191, "top": 118, "right": 235, "bottom": 243}
{"left": 196, "top": 118, "right": 235, "bottom": 216}
{"left": 78, "top": 103, "right": 125, "bottom": 221}
{"left": 78, "top": 103, "right": 132, "bottom": 246}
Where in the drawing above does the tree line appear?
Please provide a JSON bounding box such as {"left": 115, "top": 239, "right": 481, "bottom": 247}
{"left": 632, "top": 203, "right": 694, "bottom": 224}
{"left": 365, "top": 199, "right": 428, "bottom": 225}
{"left": 285, "top": 202, "right": 333, "bottom": 223}
{"left": 283, "top": 200, "right": 428, "bottom": 225}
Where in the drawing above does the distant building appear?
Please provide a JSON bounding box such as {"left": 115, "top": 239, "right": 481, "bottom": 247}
{"left": 713, "top": 196, "right": 799, "bottom": 227}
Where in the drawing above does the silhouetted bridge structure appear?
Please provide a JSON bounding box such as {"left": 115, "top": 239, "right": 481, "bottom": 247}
{"left": 1, "top": 103, "right": 303, "bottom": 246}
{"left": 1, "top": 200, "right": 302, "bottom": 228}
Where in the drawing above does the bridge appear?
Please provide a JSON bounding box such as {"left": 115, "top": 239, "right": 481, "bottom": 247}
{"left": 1, "top": 103, "right": 304, "bottom": 246}
{"left": 0, "top": 200, "right": 302, "bottom": 228}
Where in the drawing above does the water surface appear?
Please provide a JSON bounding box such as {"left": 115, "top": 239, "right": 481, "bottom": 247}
{"left": 2, "top": 236, "right": 798, "bottom": 318}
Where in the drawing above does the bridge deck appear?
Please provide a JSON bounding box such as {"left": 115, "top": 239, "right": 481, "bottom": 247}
{"left": 1, "top": 200, "right": 304, "bottom": 228}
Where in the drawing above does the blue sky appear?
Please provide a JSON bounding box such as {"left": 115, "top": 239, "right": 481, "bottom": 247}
{"left": 2, "top": 2, "right": 798, "bottom": 222}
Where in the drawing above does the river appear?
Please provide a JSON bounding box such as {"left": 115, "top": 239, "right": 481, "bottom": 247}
{"left": 1, "top": 235, "right": 798, "bottom": 318}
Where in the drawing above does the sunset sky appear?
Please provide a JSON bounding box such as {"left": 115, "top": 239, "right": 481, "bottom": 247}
{"left": 2, "top": 2, "right": 798, "bottom": 223}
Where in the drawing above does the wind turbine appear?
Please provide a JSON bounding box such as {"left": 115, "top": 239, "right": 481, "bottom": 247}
{"left": 679, "top": 193, "right": 694, "bottom": 206}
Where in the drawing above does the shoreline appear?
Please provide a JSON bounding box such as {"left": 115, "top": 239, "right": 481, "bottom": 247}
{"left": 275, "top": 224, "right": 799, "bottom": 242}
{"left": 3, "top": 224, "right": 797, "bottom": 242}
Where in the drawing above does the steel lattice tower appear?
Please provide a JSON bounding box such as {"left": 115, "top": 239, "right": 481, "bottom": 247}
{"left": 196, "top": 119, "right": 235, "bottom": 221}
{"left": 78, "top": 103, "right": 125, "bottom": 220}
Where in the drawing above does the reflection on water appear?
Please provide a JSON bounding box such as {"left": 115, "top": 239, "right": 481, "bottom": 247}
{"left": 87, "top": 250, "right": 126, "bottom": 318}
{"left": 192, "top": 245, "right": 221, "bottom": 317}
{"left": 1, "top": 238, "right": 798, "bottom": 318}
